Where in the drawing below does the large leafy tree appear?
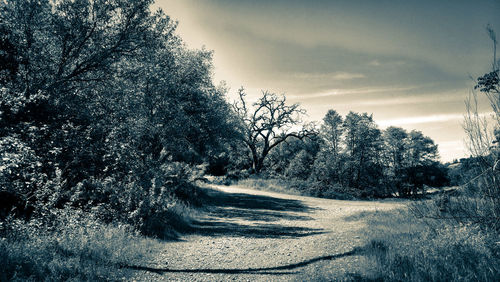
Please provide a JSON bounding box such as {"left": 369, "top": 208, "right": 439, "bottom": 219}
{"left": 342, "top": 112, "right": 384, "bottom": 194}
{"left": 312, "top": 110, "right": 344, "bottom": 184}
{"left": 266, "top": 136, "right": 319, "bottom": 177}
{"left": 382, "top": 127, "right": 439, "bottom": 197}
{"left": 383, "top": 126, "right": 409, "bottom": 195}
{"left": 321, "top": 110, "right": 344, "bottom": 156}
{"left": 0, "top": 0, "right": 235, "bottom": 233}
{"left": 1, "top": 0, "right": 159, "bottom": 182}
{"left": 403, "top": 130, "right": 439, "bottom": 195}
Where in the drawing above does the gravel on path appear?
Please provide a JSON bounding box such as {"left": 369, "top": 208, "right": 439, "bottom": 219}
{"left": 132, "top": 184, "right": 405, "bottom": 281}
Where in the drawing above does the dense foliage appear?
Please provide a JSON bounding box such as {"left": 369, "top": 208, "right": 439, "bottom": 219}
{"left": 0, "top": 0, "right": 235, "bottom": 236}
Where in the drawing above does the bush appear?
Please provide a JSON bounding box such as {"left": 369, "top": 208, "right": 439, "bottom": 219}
{"left": 316, "top": 183, "right": 357, "bottom": 200}
{"left": 0, "top": 136, "right": 45, "bottom": 203}
{"left": 226, "top": 168, "right": 251, "bottom": 182}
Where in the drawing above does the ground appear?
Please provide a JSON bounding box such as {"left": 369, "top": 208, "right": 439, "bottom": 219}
{"left": 131, "top": 184, "right": 405, "bottom": 281}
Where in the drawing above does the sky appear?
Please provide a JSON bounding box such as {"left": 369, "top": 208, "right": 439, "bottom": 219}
{"left": 155, "top": 0, "right": 500, "bottom": 162}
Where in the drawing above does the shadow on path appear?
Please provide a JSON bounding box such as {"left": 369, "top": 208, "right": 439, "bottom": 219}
{"left": 187, "top": 188, "right": 325, "bottom": 238}
{"left": 190, "top": 219, "right": 325, "bottom": 238}
{"left": 204, "top": 189, "right": 315, "bottom": 213}
{"left": 123, "top": 249, "right": 358, "bottom": 275}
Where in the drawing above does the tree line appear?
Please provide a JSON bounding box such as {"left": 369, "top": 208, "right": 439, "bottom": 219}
{"left": 226, "top": 89, "right": 448, "bottom": 198}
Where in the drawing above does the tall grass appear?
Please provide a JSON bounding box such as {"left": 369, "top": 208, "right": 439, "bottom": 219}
{"left": 0, "top": 209, "right": 162, "bottom": 281}
{"left": 354, "top": 207, "right": 500, "bottom": 281}
{"left": 236, "top": 177, "right": 304, "bottom": 195}
{"left": 236, "top": 177, "right": 356, "bottom": 199}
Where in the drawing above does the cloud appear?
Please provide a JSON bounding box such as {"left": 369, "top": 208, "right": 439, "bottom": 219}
{"left": 293, "top": 85, "right": 419, "bottom": 99}
{"left": 378, "top": 114, "right": 464, "bottom": 127}
{"left": 439, "top": 140, "right": 465, "bottom": 148}
{"left": 345, "top": 93, "right": 462, "bottom": 107}
{"left": 438, "top": 140, "right": 468, "bottom": 162}
{"left": 330, "top": 72, "right": 366, "bottom": 80}
{"left": 156, "top": 0, "right": 499, "bottom": 162}
{"left": 177, "top": 0, "right": 498, "bottom": 77}
{"left": 293, "top": 71, "right": 365, "bottom": 81}
{"left": 378, "top": 111, "right": 496, "bottom": 127}
{"left": 368, "top": 59, "right": 407, "bottom": 67}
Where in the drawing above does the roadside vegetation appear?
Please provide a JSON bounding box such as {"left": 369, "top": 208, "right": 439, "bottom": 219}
{"left": 0, "top": 0, "right": 229, "bottom": 279}
{"left": 0, "top": 210, "right": 163, "bottom": 281}
{"left": 346, "top": 206, "right": 500, "bottom": 281}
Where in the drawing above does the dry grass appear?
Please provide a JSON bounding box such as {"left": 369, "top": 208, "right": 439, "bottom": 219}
{"left": 353, "top": 206, "right": 500, "bottom": 281}
{"left": 236, "top": 177, "right": 305, "bottom": 196}
{"left": 0, "top": 210, "right": 163, "bottom": 281}
{"left": 236, "top": 177, "right": 359, "bottom": 200}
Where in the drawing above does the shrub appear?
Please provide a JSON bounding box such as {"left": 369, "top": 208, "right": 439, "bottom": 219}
{"left": 0, "top": 136, "right": 44, "bottom": 202}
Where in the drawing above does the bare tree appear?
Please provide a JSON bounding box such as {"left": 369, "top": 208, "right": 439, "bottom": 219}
{"left": 457, "top": 25, "right": 500, "bottom": 229}
{"left": 232, "top": 88, "right": 315, "bottom": 173}
{"left": 465, "top": 25, "right": 499, "bottom": 174}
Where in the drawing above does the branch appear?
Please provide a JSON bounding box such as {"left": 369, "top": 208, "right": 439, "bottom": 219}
{"left": 268, "top": 126, "right": 317, "bottom": 152}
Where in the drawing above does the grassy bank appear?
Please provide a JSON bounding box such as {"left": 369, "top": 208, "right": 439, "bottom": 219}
{"left": 0, "top": 210, "right": 163, "bottom": 281}
{"left": 236, "top": 177, "right": 357, "bottom": 200}
{"left": 0, "top": 180, "right": 214, "bottom": 281}
{"left": 0, "top": 201, "right": 201, "bottom": 281}
{"left": 236, "top": 177, "right": 304, "bottom": 196}
{"left": 347, "top": 206, "right": 500, "bottom": 281}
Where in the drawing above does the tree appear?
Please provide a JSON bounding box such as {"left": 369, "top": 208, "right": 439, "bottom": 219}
{"left": 0, "top": 0, "right": 162, "bottom": 189}
{"left": 0, "top": 24, "right": 18, "bottom": 85}
{"left": 382, "top": 127, "right": 439, "bottom": 197}
{"left": 311, "top": 109, "right": 344, "bottom": 185}
{"left": 467, "top": 25, "right": 500, "bottom": 162}
{"left": 321, "top": 110, "right": 344, "bottom": 157}
{"left": 232, "top": 88, "right": 315, "bottom": 173}
{"left": 285, "top": 149, "right": 315, "bottom": 180}
{"left": 406, "top": 130, "right": 438, "bottom": 167}
{"left": 266, "top": 135, "right": 320, "bottom": 177}
{"left": 404, "top": 130, "right": 439, "bottom": 196}
{"left": 383, "top": 126, "right": 409, "bottom": 195}
{"left": 342, "top": 112, "right": 384, "bottom": 195}
{"left": 0, "top": 0, "right": 237, "bottom": 235}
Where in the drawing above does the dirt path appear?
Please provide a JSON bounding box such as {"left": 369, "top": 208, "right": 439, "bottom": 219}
{"left": 132, "top": 185, "right": 406, "bottom": 281}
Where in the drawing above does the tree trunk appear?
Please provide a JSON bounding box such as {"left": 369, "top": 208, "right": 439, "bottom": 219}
{"left": 254, "top": 159, "right": 264, "bottom": 174}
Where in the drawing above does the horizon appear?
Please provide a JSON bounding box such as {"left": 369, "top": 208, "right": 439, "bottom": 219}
{"left": 155, "top": 0, "right": 500, "bottom": 162}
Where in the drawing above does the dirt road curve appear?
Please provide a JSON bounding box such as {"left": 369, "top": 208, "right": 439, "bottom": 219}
{"left": 132, "top": 185, "right": 405, "bottom": 281}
